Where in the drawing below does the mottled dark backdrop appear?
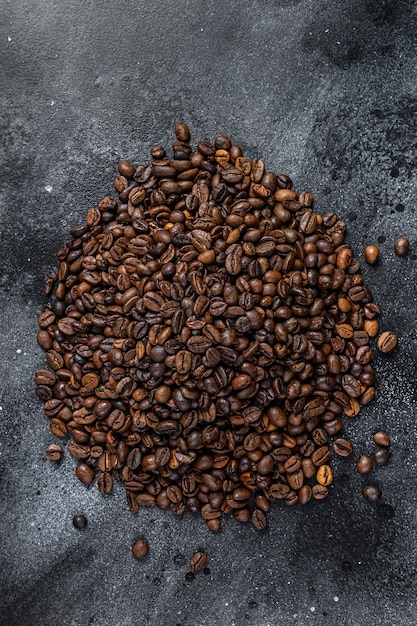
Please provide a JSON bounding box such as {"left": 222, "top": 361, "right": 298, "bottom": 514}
{"left": 1, "top": 1, "right": 417, "bottom": 624}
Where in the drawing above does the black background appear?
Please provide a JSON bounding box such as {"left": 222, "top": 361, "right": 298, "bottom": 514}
{"left": 1, "top": 1, "right": 417, "bottom": 625}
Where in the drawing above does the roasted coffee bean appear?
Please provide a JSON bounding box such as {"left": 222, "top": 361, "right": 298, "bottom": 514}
{"left": 132, "top": 538, "right": 149, "bottom": 559}
{"left": 75, "top": 463, "right": 95, "bottom": 485}
{"left": 312, "top": 446, "right": 331, "bottom": 466}
{"left": 45, "top": 443, "right": 63, "bottom": 461}
{"left": 72, "top": 514, "right": 87, "bottom": 530}
{"left": 377, "top": 331, "right": 397, "bottom": 353}
{"left": 189, "top": 551, "right": 207, "bottom": 572}
{"left": 97, "top": 471, "right": 113, "bottom": 494}
{"left": 312, "top": 484, "right": 329, "bottom": 500}
{"left": 372, "top": 431, "right": 391, "bottom": 447}
{"left": 316, "top": 464, "right": 333, "bottom": 486}
{"left": 394, "top": 237, "right": 409, "bottom": 256}
{"left": 251, "top": 509, "right": 267, "bottom": 530}
{"left": 362, "top": 485, "right": 382, "bottom": 501}
{"left": 36, "top": 123, "right": 382, "bottom": 533}
{"left": 373, "top": 447, "right": 390, "bottom": 466}
{"left": 333, "top": 438, "right": 353, "bottom": 457}
{"left": 355, "top": 455, "right": 373, "bottom": 474}
{"left": 364, "top": 245, "right": 379, "bottom": 264}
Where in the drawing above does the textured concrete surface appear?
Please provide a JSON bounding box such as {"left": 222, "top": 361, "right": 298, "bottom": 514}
{"left": 1, "top": 1, "right": 417, "bottom": 624}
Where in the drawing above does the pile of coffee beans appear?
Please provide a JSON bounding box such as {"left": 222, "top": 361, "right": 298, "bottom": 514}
{"left": 36, "top": 124, "right": 388, "bottom": 530}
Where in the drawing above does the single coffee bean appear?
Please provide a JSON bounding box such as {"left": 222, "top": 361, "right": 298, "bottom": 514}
{"left": 316, "top": 464, "right": 333, "bottom": 486}
{"left": 45, "top": 443, "right": 63, "bottom": 461}
{"left": 73, "top": 514, "right": 87, "bottom": 529}
{"left": 132, "top": 539, "right": 149, "bottom": 559}
{"left": 355, "top": 455, "right": 373, "bottom": 475}
{"left": 362, "top": 485, "right": 382, "bottom": 501}
{"left": 333, "top": 438, "right": 353, "bottom": 457}
{"left": 394, "top": 237, "right": 409, "bottom": 256}
{"left": 118, "top": 161, "right": 136, "bottom": 178}
{"left": 251, "top": 509, "right": 267, "bottom": 530}
{"left": 364, "top": 245, "right": 379, "bottom": 264}
{"left": 311, "top": 484, "right": 329, "bottom": 500}
{"left": 189, "top": 551, "right": 207, "bottom": 571}
{"left": 75, "top": 463, "right": 95, "bottom": 485}
{"left": 97, "top": 471, "right": 113, "bottom": 494}
{"left": 372, "top": 431, "right": 391, "bottom": 447}
{"left": 373, "top": 448, "right": 390, "bottom": 466}
{"left": 377, "top": 331, "right": 397, "bottom": 353}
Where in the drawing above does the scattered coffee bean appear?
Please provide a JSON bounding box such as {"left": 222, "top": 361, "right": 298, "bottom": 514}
{"left": 132, "top": 539, "right": 149, "bottom": 559}
{"left": 364, "top": 245, "right": 379, "bottom": 265}
{"left": 73, "top": 514, "right": 87, "bottom": 529}
{"left": 174, "top": 122, "right": 191, "bottom": 143}
{"left": 373, "top": 447, "right": 390, "bottom": 466}
{"left": 355, "top": 455, "right": 373, "bottom": 475}
{"left": 377, "top": 331, "right": 398, "bottom": 353}
{"left": 45, "top": 443, "right": 63, "bottom": 461}
{"left": 189, "top": 551, "right": 207, "bottom": 572}
{"left": 35, "top": 124, "right": 383, "bottom": 529}
{"left": 394, "top": 237, "right": 409, "bottom": 256}
{"left": 362, "top": 485, "right": 382, "bottom": 501}
{"left": 372, "top": 431, "right": 391, "bottom": 447}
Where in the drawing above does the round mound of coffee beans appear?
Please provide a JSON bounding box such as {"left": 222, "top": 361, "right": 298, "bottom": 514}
{"left": 36, "top": 124, "right": 382, "bottom": 530}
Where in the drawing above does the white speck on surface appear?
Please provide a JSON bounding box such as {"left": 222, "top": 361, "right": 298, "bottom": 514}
{"left": 7, "top": 36, "right": 12, "bottom": 42}
{"left": 310, "top": 607, "right": 316, "bottom": 612}
{"left": 27, "top": 258, "right": 30, "bottom": 261}
{"left": 0, "top": 406, "right": 2, "bottom": 410}
{"left": 44, "top": 185, "right": 53, "bottom": 193}
{"left": 334, "top": 596, "right": 339, "bottom": 602}
{"left": 16, "top": 349, "right": 22, "bottom": 354}
{"left": 50, "top": 100, "right": 55, "bottom": 106}
{"left": 325, "top": 28, "right": 329, "bottom": 32}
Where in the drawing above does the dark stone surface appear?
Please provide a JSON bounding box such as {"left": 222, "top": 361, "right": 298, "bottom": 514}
{"left": 1, "top": 1, "right": 417, "bottom": 624}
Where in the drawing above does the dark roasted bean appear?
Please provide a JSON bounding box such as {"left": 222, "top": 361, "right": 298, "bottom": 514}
{"left": 362, "top": 485, "right": 382, "bottom": 501}
{"left": 73, "top": 514, "right": 87, "bottom": 530}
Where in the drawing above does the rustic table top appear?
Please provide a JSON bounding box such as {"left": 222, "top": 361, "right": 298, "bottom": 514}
{"left": 1, "top": 1, "right": 416, "bottom": 625}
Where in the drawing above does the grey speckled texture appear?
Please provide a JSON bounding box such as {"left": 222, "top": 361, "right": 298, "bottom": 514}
{"left": 1, "top": 1, "right": 417, "bottom": 625}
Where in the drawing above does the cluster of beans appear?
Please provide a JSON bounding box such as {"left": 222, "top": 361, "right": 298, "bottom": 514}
{"left": 36, "top": 123, "right": 379, "bottom": 530}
